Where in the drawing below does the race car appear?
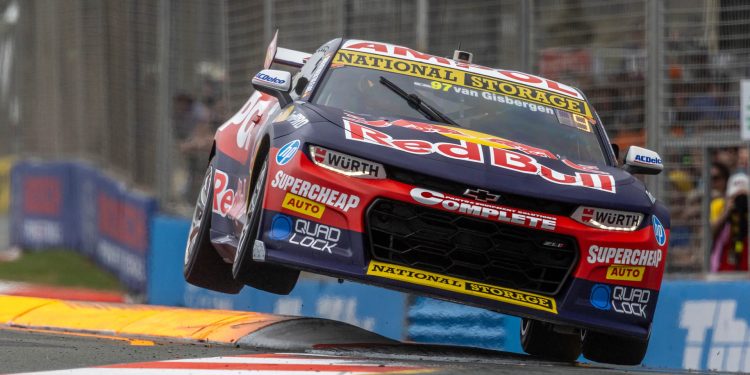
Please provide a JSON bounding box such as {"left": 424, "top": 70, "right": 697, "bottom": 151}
{"left": 183, "top": 32, "right": 668, "bottom": 365}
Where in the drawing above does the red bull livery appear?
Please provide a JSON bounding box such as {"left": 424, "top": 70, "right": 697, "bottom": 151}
{"left": 183, "top": 33, "right": 669, "bottom": 366}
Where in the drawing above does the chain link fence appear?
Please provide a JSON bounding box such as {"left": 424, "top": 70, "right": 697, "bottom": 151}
{"left": 5, "top": 0, "right": 750, "bottom": 272}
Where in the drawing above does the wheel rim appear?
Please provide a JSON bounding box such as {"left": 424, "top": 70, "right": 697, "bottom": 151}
{"left": 185, "top": 167, "right": 212, "bottom": 266}
{"left": 235, "top": 159, "right": 268, "bottom": 265}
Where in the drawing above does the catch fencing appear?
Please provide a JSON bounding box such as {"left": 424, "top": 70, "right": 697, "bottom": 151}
{"left": 3, "top": 0, "right": 750, "bottom": 272}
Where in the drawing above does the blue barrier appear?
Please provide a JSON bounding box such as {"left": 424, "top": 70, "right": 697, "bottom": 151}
{"left": 408, "top": 296, "right": 520, "bottom": 352}
{"left": 10, "top": 160, "right": 157, "bottom": 292}
{"left": 646, "top": 279, "right": 750, "bottom": 372}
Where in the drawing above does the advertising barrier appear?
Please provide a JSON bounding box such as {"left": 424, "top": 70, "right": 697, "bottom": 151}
{"left": 10, "top": 160, "right": 156, "bottom": 292}
{"left": 0, "top": 157, "right": 13, "bottom": 214}
{"left": 646, "top": 279, "right": 750, "bottom": 372}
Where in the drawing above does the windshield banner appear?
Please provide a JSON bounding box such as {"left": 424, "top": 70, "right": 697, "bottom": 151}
{"left": 333, "top": 50, "right": 592, "bottom": 118}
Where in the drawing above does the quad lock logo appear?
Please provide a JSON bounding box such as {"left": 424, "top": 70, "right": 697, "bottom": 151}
{"left": 590, "top": 284, "right": 650, "bottom": 319}
{"left": 269, "top": 214, "right": 340, "bottom": 254}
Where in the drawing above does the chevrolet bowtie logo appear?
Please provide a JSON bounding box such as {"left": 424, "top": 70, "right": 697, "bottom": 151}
{"left": 463, "top": 188, "right": 500, "bottom": 203}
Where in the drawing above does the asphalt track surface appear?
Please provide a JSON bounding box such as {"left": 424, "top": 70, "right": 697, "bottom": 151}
{"left": 0, "top": 327, "right": 688, "bottom": 374}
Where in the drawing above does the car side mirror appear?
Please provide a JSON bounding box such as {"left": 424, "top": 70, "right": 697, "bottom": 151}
{"left": 611, "top": 143, "right": 620, "bottom": 162}
{"left": 252, "top": 69, "right": 292, "bottom": 107}
{"left": 623, "top": 146, "right": 663, "bottom": 175}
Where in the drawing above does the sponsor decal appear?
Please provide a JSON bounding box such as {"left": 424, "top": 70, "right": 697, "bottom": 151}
{"left": 419, "top": 81, "right": 558, "bottom": 116}
{"left": 341, "top": 40, "right": 584, "bottom": 99}
{"left": 635, "top": 154, "right": 662, "bottom": 165}
{"left": 463, "top": 188, "right": 500, "bottom": 203}
{"left": 255, "top": 72, "right": 286, "bottom": 85}
{"left": 289, "top": 216, "right": 341, "bottom": 254}
{"left": 271, "top": 170, "right": 361, "bottom": 212}
{"left": 281, "top": 193, "right": 324, "bottom": 219}
{"left": 269, "top": 214, "right": 293, "bottom": 240}
{"left": 276, "top": 139, "right": 300, "bottom": 166}
{"left": 269, "top": 213, "right": 349, "bottom": 257}
{"left": 589, "top": 284, "right": 611, "bottom": 310}
{"left": 680, "top": 300, "right": 750, "bottom": 371}
{"left": 343, "top": 113, "right": 557, "bottom": 160}
{"left": 587, "top": 245, "right": 662, "bottom": 267}
{"left": 273, "top": 106, "right": 309, "bottom": 129}
{"left": 216, "top": 92, "right": 276, "bottom": 162}
{"left": 288, "top": 112, "right": 309, "bottom": 128}
{"left": 367, "top": 260, "right": 557, "bottom": 313}
{"left": 589, "top": 284, "right": 651, "bottom": 319}
{"left": 652, "top": 216, "right": 666, "bottom": 246}
{"left": 310, "top": 145, "right": 386, "bottom": 179}
{"left": 344, "top": 119, "right": 615, "bottom": 193}
{"left": 333, "top": 49, "right": 591, "bottom": 117}
{"left": 212, "top": 170, "right": 235, "bottom": 217}
{"left": 606, "top": 265, "right": 645, "bottom": 282}
{"left": 571, "top": 206, "right": 643, "bottom": 230}
{"left": 303, "top": 55, "right": 331, "bottom": 98}
{"left": 411, "top": 187, "right": 556, "bottom": 231}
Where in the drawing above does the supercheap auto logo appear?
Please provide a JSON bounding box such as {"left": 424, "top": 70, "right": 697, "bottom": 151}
{"left": 333, "top": 49, "right": 592, "bottom": 118}
{"left": 367, "top": 260, "right": 557, "bottom": 314}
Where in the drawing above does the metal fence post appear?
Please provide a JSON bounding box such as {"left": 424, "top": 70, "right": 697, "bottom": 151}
{"left": 415, "top": 0, "right": 428, "bottom": 51}
{"left": 645, "top": 0, "right": 663, "bottom": 198}
{"left": 155, "top": 0, "right": 172, "bottom": 203}
{"left": 520, "top": 0, "right": 533, "bottom": 73}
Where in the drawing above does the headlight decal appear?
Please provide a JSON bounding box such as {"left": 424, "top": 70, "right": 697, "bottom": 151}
{"left": 571, "top": 206, "right": 643, "bottom": 231}
{"left": 309, "top": 145, "right": 387, "bottom": 179}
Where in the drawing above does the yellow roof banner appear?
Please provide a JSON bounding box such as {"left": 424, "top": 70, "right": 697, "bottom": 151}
{"left": 333, "top": 50, "right": 592, "bottom": 118}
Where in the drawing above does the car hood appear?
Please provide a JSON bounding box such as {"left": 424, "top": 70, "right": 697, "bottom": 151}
{"left": 295, "top": 103, "right": 653, "bottom": 213}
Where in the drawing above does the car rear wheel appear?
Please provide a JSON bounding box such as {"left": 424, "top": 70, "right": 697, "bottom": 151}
{"left": 232, "top": 153, "right": 299, "bottom": 295}
{"left": 183, "top": 161, "right": 243, "bottom": 294}
{"left": 582, "top": 329, "right": 649, "bottom": 365}
{"left": 520, "top": 318, "right": 581, "bottom": 362}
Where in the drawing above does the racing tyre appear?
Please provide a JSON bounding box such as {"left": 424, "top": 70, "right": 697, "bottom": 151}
{"left": 184, "top": 161, "right": 243, "bottom": 294}
{"left": 582, "top": 330, "right": 649, "bottom": 365}
{"left": 520, "top": 319, "right": 581, "bottom": 362}
{"left": 232, "top": 154, "right": 300, "bottom": 295}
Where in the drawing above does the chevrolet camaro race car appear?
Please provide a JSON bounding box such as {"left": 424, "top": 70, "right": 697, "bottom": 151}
{"left": 183, "top": 33, "right": 669, "bottom": 365}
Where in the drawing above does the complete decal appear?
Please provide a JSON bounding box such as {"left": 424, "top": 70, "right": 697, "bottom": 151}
{"left": 367, "top": 260, "right": 557, "bottom": 314}
{"left": 411, "top": 187, "right": 556, "bottom": 231}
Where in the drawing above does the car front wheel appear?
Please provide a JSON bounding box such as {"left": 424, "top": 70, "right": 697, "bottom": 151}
{"left": 232, "top": 153, "right": 299, "bottom": 295}
{"left": 520, "top": 318, "right": 581, "bottom": 362}
{"left": 183, "top": 160, "right": 243, "bottom": 293}
{"left": 582, "top": 329, "right": 649, "bottom": 365}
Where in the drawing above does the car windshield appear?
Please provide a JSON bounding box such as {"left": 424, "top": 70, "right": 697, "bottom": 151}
{"left": 313, "top": 51, "right": 608, "bottom": 165}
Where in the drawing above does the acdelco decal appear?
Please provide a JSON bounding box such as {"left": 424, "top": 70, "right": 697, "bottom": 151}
{"left": 334, "top": 49, "right": 591, "bottom": 117}
{"left": 345, "top": 119, "right": 615, "bottom": 193}
{"left": 367, "top": 260, "right": 557, "bottom": 314}
{"left": 606, "top": 265, "right": 645, "bottom": 282}
{"left": 271, "top": 170, "right": 360, "bottom": 212}
{"left": 410, "top": 187, "right": 556, "bottom": 231}
{"left": 587, "top": 245, "right": 663, "bottom": 267}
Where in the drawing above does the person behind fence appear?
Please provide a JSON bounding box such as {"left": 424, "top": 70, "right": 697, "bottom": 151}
{"left": 711, "top": 163, "right": 749, "bottom": 272}
{"left": 173, "top": 92, "right": 211, "bottom": 201}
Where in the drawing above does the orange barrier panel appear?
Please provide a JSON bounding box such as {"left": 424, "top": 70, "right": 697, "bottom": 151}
{"left": 0, "top": 295, "right": 293, "bottom": 344}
